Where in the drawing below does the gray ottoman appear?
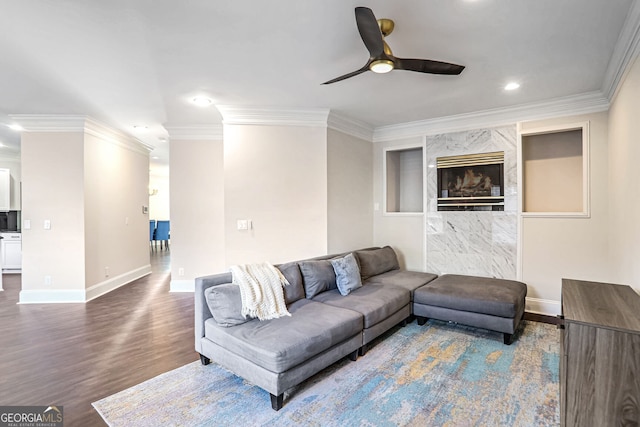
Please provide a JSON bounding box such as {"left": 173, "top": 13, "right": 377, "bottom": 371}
{"left": 413, "top": 274, "right": 527, "bottom": 344}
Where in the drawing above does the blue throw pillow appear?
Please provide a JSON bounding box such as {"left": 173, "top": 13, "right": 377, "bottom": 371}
{"left": 331, "top": 253, "right": 362, "bottom": 296}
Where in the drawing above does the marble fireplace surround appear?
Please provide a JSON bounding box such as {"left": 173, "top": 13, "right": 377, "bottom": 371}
{"left": 426, "top": 125, "right": 517, "bottom": 279}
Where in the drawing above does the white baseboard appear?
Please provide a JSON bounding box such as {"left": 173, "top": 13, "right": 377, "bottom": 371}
{"left": 19, "top": 289, "right": 87, "bottom": 304}
{"left": 19, "top": 265, "right": 152, "bottom": 304}
{"left": 525, "top": 297, "right": 561, "bottom": 316}
{"left": 170, "top": 279, "right": 195, "bottom": 292}
{"left": 85, "top": 265, "right": 152, "bottom": 302}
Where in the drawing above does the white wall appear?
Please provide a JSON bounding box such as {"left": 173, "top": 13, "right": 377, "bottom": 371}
{"left": 223, "top": 124, "right": 328, "bottom": 265}
{"left": 169, "top": 138, "right": 226, "bottom": 290}
{"left": 520, "top": 111, "right": 611, "bottom": 314}
{"left": 327, "top": 128, "right": 373, "bottom": 253}
{"left": 608, "top": 55, "right": 640, "bottom": 288}
{"left": 149, "top": 172, "right": 170, "bottom": 221}
{"left": 373, "top": 136, "right": 425, "bottom": 270}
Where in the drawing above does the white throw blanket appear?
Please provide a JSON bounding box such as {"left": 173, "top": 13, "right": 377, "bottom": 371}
{"left": 230, "top": 262, "right": 291, "bottom": 320}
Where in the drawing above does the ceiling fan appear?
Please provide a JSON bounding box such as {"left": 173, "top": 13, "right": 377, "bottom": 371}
{"left": 322, "top": 7, "right": 465, "bottom": 84}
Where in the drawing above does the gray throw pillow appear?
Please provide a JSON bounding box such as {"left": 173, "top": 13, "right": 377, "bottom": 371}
{"left": 354, "top": 246, "right": 400, "bottom": 280}
{"left": 276, "top": 261, "right": 305, "bottom": 304}
{"left": 204, "top": 284, "right": 249, "bottom": 327}
{"left": 331, "top": 253, "right": 362, "bottom": 296}
{"left": 299, "top": 259, "right": 338, "bottom": 299}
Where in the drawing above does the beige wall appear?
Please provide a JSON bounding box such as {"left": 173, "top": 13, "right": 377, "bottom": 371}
{"left": 520, "top": 111, "right": 610, "bottom": 313}
{"left": 169, "top": 138, "right": 226, "bottom": 289}
{"left": 608, "top": 55, "right": 640, "bottom": 287}
{"left": 21, "top": 132, "right": 87, "bottom": 296}
{"left": 20, "top": 125, "right": 151, "bottom": 303}
{"left": 223, "top": 124, "right": 328, "bottom": 265}
{"left": 522, "top": 130, "right": 583, "bottom": 213}
{"left": 373, "top": 137, "right": 425, "bottom": 271}
{"left": 83, "top": 132, "right": 150, "bottom": 292}
{"left": 327, "top": 128, "right": 373, "bottom": 253}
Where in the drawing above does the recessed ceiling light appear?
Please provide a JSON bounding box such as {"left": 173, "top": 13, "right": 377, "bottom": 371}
{"left": 133, "top": 125, "right": 148, "bottom": 131}
{"left": 192, "top": 96, "right": 213, "bottom": 107}
{"left": 504, "top": 82, "right": 520, "bottom": 91}
{"left": 8, "top": 124, "right": 23, "bottom": 131}
{"left": 151, "top": 156, "right": 159, "bottom": 160}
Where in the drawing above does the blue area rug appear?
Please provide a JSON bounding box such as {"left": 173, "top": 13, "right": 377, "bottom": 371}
{"left": 93, "top": 320, "right": 559, "bottom": 426}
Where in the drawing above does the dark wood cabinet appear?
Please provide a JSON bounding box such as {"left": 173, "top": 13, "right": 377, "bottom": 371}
{"left": 560, "top": 278, "right": 640, "bottom": 427}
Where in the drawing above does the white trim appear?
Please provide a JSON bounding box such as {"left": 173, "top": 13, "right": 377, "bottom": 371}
{"left": 216, "top": 106, "right": 330, "bottom": 127}
{"left": 372, "top": 92, "right": 608, "bottom": 142}
{"left": 518, "top": 121, "right": 590, "bottom": 217}
{"left": 164, "top": 125, "right": 223, "bottom": 141}
{"left": 18, "top": 265, "right": 152, "bottom": 303}
{"left": 19, "top": 289, "right": 86, "bottom": 304}
{"left": 525, "top": 297, "right": 561, "bottom": 316}
{"left": 85, "top": 265, "right": 152, "bottom": 302}
{"left": 516, "top": 122, "right": 524, "bottom": 282}
{"left": 327, "top": 113, "right": 374, "bottom": 141}
{"left": 602, "top": 0, "right": 640, "bottom": 101}
{"left": 170, "top": 279, "right": 195, "bottom": 292}
{"left": 8, "top": 114, "right": 153, "bottom": 155}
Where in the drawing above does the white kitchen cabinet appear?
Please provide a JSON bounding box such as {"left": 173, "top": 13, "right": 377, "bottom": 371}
{"left": 1, "top": 232, "right": 21, "bottom": 272}
{"left": 0, "top": 169, "right": 9, "bottom": 212}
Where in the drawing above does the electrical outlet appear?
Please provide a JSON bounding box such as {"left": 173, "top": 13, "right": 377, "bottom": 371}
{"left": 178, "top": 267, "right": 185, "bottom": 277}
{"left": 105, "top": 267, "right": 110, "bottom": 278}
{"left": 237, "top": 220, "right": 248, "bottom": 230}
{"left": 44, "top": 275, "right": 52, "bottom": 286}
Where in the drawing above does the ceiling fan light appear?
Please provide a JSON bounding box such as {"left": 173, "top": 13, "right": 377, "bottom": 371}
{"left": 370, "top": 59, "right": 394, "bottom": 74}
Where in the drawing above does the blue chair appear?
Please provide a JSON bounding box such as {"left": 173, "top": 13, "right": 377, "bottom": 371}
{"left": 154, "top": 220, "right": 170, "bottom": 250}
{"left": 149, "top": 220, "right": 156, "bottom": 249}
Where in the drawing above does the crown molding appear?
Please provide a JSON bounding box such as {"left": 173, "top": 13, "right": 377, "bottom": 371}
{"left": 372, "top": 91, "right": 609, "bottom": 142}
{"left": 327, "top": 112, "right": 374, "bottom": 141}
{"left": 164, "top": 124, "right": 223, "bottom": 141}
{"left": 216, "top": 106, "right": 330, "bottom": 127}
{"left": 8, "top": 114, "right": 152, "bottom": 155}
{"left": 602, "top": 0, "right": 640, "bottom": 101}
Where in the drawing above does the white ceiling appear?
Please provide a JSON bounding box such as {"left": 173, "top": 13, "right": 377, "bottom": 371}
{"left": 0, "top": 0, "right": 637, "bottom": 174}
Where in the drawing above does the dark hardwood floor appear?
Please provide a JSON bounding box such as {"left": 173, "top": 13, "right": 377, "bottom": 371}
{"left": 0, "top": 250, "right": 197, "bottom": 427}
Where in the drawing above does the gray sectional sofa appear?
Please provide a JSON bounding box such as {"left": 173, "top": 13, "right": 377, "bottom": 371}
{"left": 195, "top": 246, "right": 526, "bottom": 410}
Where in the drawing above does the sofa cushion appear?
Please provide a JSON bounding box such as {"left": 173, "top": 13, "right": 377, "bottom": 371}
{"left": 413, "top": 274, "right": 527, "bottom": 318}
{"left": 276, "top": 261, "right": 305, "bottom": 304}
{"left": 354, "top": 246, "right": 400, "bottom": 280}
{"left": 204, "top": 299, "right": 363, "bottom": 373}
{"left": 331, "top": 253, "right": 362, "bottom": 296}
{"left": 312, "top": 284, "right": 410, "bottom": 328}
{"left": 365, "top": 270, "right": 438, "bottom": 297}
{"left": 299, "top": 259, "right": 338, "bottom": 299}
{"left": 204, "top": 284, "right": 249, "bottom": 327}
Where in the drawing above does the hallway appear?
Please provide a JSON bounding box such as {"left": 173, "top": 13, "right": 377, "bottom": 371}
{"left": 0, "top": 250, "right": 196, "bottom": 426}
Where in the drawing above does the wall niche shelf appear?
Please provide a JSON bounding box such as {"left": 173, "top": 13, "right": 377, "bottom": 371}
{"left": 384, "top": 145, "right": 424, "bottom": 214}
{"left": 519, "top": 122, "right": 590, "bottom": 218}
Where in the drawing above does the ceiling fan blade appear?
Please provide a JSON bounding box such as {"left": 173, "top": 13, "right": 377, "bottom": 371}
{"left": 355, "top": 7, "right": 384, "bottom": 58}
{"left": 322, "top": 64, "right": 370, "bottom": 85}
{"left": 395, "top": 58, "right": 465, "bottom": 75}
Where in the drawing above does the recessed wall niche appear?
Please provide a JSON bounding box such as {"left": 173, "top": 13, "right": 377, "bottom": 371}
{"left": 520, "top": 122, "right": 589, "bottom": 216}
{"left": 385, "top": 146, "right": 424, "bottom": 213}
